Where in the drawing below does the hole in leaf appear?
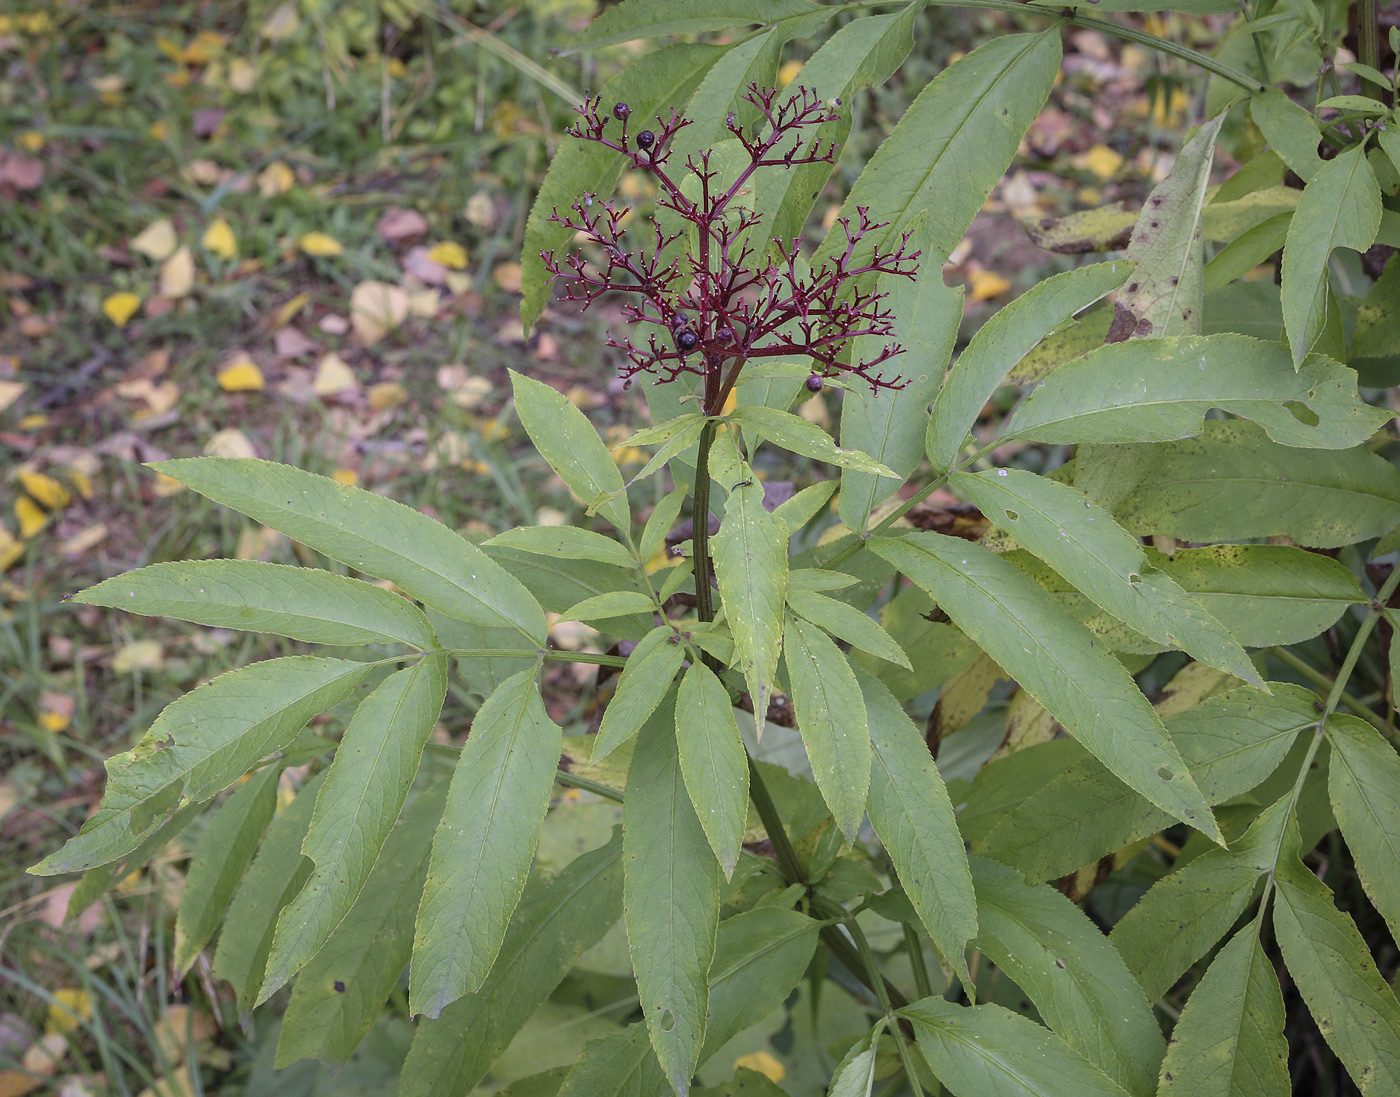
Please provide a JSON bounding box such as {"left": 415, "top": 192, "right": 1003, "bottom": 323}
{"left": 1283, "top": 400, "right": 1320, "bottom": 426}
{"left": 660, "top": 1009, "right": 676, "bottom": 1032}
{"left": 1004, "top": 509, "right": 1019, "bottom": 521}
{"left": 1128, "top": 573, "right": 1142, "bottom": 585}
{"left": 1053, "top": 957, "right": 1067, "bottom": 969}
{"left": 1157, "top": 766, "right": 1174, "bottom": 781}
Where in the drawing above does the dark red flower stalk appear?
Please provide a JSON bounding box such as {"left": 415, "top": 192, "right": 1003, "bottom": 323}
{"left": 541, "top": 84, "right": 921, "bottom": 416}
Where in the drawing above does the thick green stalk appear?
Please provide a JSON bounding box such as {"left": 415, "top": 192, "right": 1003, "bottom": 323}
{"left": 692, "top": 419, "right": 720, "bottom": 624}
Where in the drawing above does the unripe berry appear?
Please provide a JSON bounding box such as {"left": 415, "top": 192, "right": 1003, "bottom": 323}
{"left": 806, "top": 373, "right": 824, "bottom": 392}
{"left": 613, "top": 103, "right": 630, "bottom": 120}
{"left": 636, "top": 130, "right": 655, "bottom": 150}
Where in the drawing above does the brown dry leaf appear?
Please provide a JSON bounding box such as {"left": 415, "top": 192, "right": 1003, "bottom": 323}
{"left": 61, "top": 523, "right": 108, "bottom": 557}
{"left": 159, "top": 247, "right": 195, "bottom": 299}
{"left": 376, "top": 206, "right": 428, "bottom": 243}
{"left": 0, "top": 1070, "right": 42, "bottom": 1097}
{"left": 312, "top": 353, "right": 356, "bottom": 396}
{"left": 273, "top": 327, "right": 318, "bottom": 359}
{"left": 350, "top": 281, "right": 408, "bottom": 344}
{"left": 402, "top": 247, "right": 449, "bottom": 286}
{"left": 131, "top": 219, "right": 179, "bottom": 262}
{"left": 204, "top": 428, "right": 257, "bottom": 459}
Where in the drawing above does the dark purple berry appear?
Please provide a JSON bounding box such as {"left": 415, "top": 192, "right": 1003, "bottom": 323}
{"left": 613, "top": 102, "right": 630, "bottom": 120}
{"left": 806, "top": 373, "right": 824, "bottom": 392}
{"left": 677, "top": 330, "right": 698, "bottom": 352}
{"left": 636, "top": 130, "right": 655, "bottom": 150}
{"left": 716, "top": 327, "right": 734, "bottom": 344}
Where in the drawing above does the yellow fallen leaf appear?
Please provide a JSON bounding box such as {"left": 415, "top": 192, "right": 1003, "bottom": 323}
{"left": 312, "top": 353, "right": 356, "bottom": 396}
{"left": 202, "top": 217, "right": 237, "bottom": 260}
{"left": 331, "top": 468, "right": 358, "bottom": 486}
{"left": 102, "top": 292, "right": 141, "bottom": 328}
{"left": 299, "top": 231, "right": 343, "bottom": 257}
{"left": 427, "top": 241, "right": 468, "bottom": 269}
{"left": 0, "top": 527, "right": 22, "bottom": 571}
{"left": 148, "top": 120, "right": 168, "bottom": 141}
{"left": 778, "top": 60, "right": 803, "bottom": 87}
{"left": 60, "top": 522, "right": 108, "bottom": 556}
{"left": 18, "top": 470, "right": 70, "bottom": 510}
{"left": 1079, "top": 144, "right": 1124, "bottom": 181}
{"left": 260, "top": 1, "right": 299, "bottom": 40}
{"left": 131, "top": 218, "right": 179, "bottom": 261}
{"left": 15, "top": 497, "right": 46, "bottom": 538}
{"left": 17, "top": 130, "right": 44, "bottom": 152}
{"left": 464, "top": 191, "right": 495, "bottom": 229}
{"left": 479, "top": 418, "right": 509, "bottom": 443}
{"left": 967, "top": 267, "right": 1012, "bottom": 303}
{"left": 21, "top": 1033, "right": 66, "bottom": 1076}
{"left": 733, "top": 1051, "right": 785, "bottom": 1082}
{"left": 228, "top": 57, "right": 257, "bottom": 93}
{"left": 407, "top": 289, "right": 440, "bottom": 318}
{"left": 257, "top": 160, "right": 294, "bottom": 197}
{"left": 204, "top": 428, "right": 257, "bottom": 459}
{"left": 349, "top": 281, "right": 409, "bottom": 345}
{"left": 273, "top": 292, "right": 310, "bottom": 328}
{"left": 46, "top": 989, "right": 93, "bottom": 1036}
{"left": 217, "top": 354, "right": 264, "bottom": 392}
{"left": 644, "top": 546, "right": 682, "bottom": 574}
{"left": 113, "top": 639, "right": 165, "bottom": 674}
{"left": 160, "top": 246, "right": 195, "bottom": 299}
{"left": 492, "top": 261, "right": 522, "bottom": 292}
{"left": 367, "top": 381, "right": 407, "bottom": 411}
{"left": 0, "top": 379, "right": 24, "bottom": 413}
{"left": 0, "top": 1068, "right": 43, "bottom": 1097}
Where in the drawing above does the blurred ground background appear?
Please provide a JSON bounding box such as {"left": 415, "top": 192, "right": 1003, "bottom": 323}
{"left": 0, "top": 1, "right": 1225, "bottom": 1093}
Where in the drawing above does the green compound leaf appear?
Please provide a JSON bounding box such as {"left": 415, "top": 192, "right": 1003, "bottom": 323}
{"left": 1158, "top": 921, "right": 1290, "bottom": 1097}
{"left": 1006, "top": 335, "right": 1389, "bottom": 449}
{"left": 863, "top": 672, "right": 975, "bottom": 990}
{"left": 593, "top": 626, "right": 686, "bottom": 762}
{"left": 401, "top": 835, "right": 623, "bottom": 1097}
{"left": 486, "top": 526, "right": 638, "bottom": 570}
{"left": 784, "top": 616, "right": 871, "bottom": 842}
{"left": 872, "top": 533, "right": 1220, "bottom": 841}
{"left": 567, "top": 0, "right": 825, "bottom": 53}
{"left": 76, "top": 560, "right": 438, "bottom": 648}
{"left": 32, "top": 657, "right": 371, "bottom": 876}
{"left": 903, "top": 997, "right": 1132, "bottom": 1097}
{"left": 712, "top": 481, "right": 788, "bottom": 719}
{"left": 1273, "top": 852, "right": 1400, "bottom": 1094}
{"left": 511, "top": 370, "right": 631, "bottom": 533}
{"left": 788, "top": 589, "right": 910, "bottom": 669}
{"left": 1110, "top": 421, "right": 1400, "bottom": 549}
{"left": 260, "top": 656, "right": 448, "bottom": 1002}
{"left": 953, "top": 468, "right": 1258, "bottom": 685}
{"left": 1281, "top": 146, "right": 1382, "bottom": 366}
{"left": 1326, "top": 714, "right": 1400, "bottom": 948}
{"left": 411, "top": 668, "right": 563, "bottom": 1017}
{"left": 928, "top": 262, "right": 1128, "bottom": 471}
{"left": 153, "top": 458, "right": 545, "bottom": 643}
{"left": 675, "top": 662, "right": 749, "bottom": 877}
{"left": 731, "top": 406, "right": 897, "bottom": 478}
{"left": 174, "top": 764, "right": 280, "bottom": 975}
{"left": 624, "top": 706, "right": 722, "bottom": 1095}
{"left": 970, "top": 857, "right": 1163, "bottom": 1097}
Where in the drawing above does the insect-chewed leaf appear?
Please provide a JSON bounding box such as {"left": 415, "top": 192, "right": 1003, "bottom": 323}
{"left": 401, "top": 834, "right": 623, "bottom": 1097}
{"left": 522, "top": 42, "right": 723, "bottom": 327}
{"left": 862, "top": 672, "right": 975, "bottom": 989}
{"left": 712, "top": 482, "right": 788, "bottom": 718}
{"left": 486, "top": 526, "right": 638, "bottom": 570}
{"left": 1273, "top": 852, "right": 1400, "bottom": 1093}
{"left": 675, "top": 662, "right": 748, "bottom": 877}
{"left": 785, "top": 616, "right": 871, "bottom": 841}
{"left": 816, "top": 30, "right": 1061, "bottom": 269}
{"left": 731, "top": 406, "right": 898, "bottom": 478}
{"left": 214, "top": 771, "right": 326, "bottom": 1009}
{"left": 76, "top": 560, "right": 439, "bottom": 648}
{"left": 594, "top": 626, "right": 686, "bottom": 761}
{"left": 510, "top": 370, "right": 630, "bottom": 532}
{"left": 1325, "top": 714, "right": 1400, "bottom": 948}
{"left": 928, "top": 262, "right": 1128, "bottom": 471}
{"left": 970, "top": 856, "right": 1163, "bottom": 1096}
{"left": 32, "top": 657, "right": 371, "bottom": 876}
{"left": 1158, "top": 921, "right": 1290, "bottom": 1097}
{"left": 1111, "top": 796, "right": 1290, "bottom": 1001}
{"left": 175, "top": 765, "right": 280, "bottom": 975}
{"left": 624, "top": 705, "right": 722, "bottom": 1095}
{"left": 1111, "top": 421, "right": 1400, "bottom": 549}
{"left": 410, "top": 668, "right": 562, "bottom": 1017}
{"left": 872, "top": 533, "right": 1221, "bottom": 841}
{"left": 153, "top": 458, "right": 545, "bottom": 643}
{"left": 277, "top": 784, "right": 447, "bottom": 1069}
{"left": 261, "top": 657, "right": 448, "bottom": 1002}
{"left": 980, "top": 684, "right": 1316, "bottom": 881}
{"left": 953, "top": 468, "right": 1259, "bottom": 686}
{"left": 1006, "top": 335, "right": 1389, "bottom": 448}
{"left": 902, "top": 997, "right": 1132, "bottom": 1097}
{"left": 1281, "top": 146, "right": 1381, "bottom": 366}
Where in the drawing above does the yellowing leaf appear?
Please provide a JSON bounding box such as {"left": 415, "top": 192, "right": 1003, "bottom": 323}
{"left": 349, "top": 281, "right": 409, "bottom": 344}
{"left": 160, "top": 246, "right": 195, "bottom": 299}
{"left": 131, "top": 218, "right": 179, "bottom": 261}
{"left": 967, "top": 267, "right": 1012, "bottom": 303}
{"left": 102, "top": 292, "right": 141, "bottom": 328}
{"left": 0, "top": 527, "right": 23, "bottom": 571}
{"left": 204, "top": 428, "right": 258, "bottom": 459}
{"left": 257, "top": 160, "right": 295, "bottom": 197}
{"left": 18, "top": 470, "right": 69, "bottom": 510}
{"left": 217, "top": 354, "right": 264, "bottom": 392}
{"left": 17, "top": 130, "right": 44, "bottom": 152}
{"left": 15, "top": 497, "right": 46, "bottom": 538}
{"left": 426, "top": 241, "right": 468, "bottom": 269}
{"left": 46, "top": 988, "right": 93, "bottom": 1035}
{"left": 734, "top": 1051, "right": 785, "bottom": 1082}
{"left": 273, "top": 293, "right": 310, "bottom": 327}
{"left": 312, "top": 352, "right": 356, "bottom": 396}
{"left": 60, "top": 522, "right": 108, "bottom": 556}
{"left": 299, "top": 231, "right": 343, "bottom": 257}
{"left": 113, "top": 639, "right": 165, "bottom": 674}
{"left": 1080, "top": 144, "right": 1124, "bottom": 181}
{"left": 202, "top": 217, "right": 237, "bottom": 260}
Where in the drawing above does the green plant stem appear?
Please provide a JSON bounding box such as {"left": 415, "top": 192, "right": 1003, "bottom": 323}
{"left": 903, "top": 923, "right": 934, "bottom": 1000}
{"left": 437, "top": 647, "right": 629, "bottom": 667}
{"left": 847, "top": 917, "right": 925, "bottom": 1094}
{"left": 1358, "top": 0, "right": 1385, "bottom": 99}
{"left": 1267, "top": 645, "right": 1394, "bottom": 736}
{"left": 692, "top": 419, "right": 720, "bottom": 624}
{"left": 1240, "top": 0, "right": 1272, "bottom": 86}
{"left": 745, "top": 756, "right": 806, "bottom": 883}
{"left": 554, "top": 769, "right": 625, "bottom": 802}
